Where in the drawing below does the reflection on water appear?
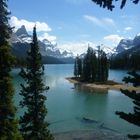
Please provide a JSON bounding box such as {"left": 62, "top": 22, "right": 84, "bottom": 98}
{"left": 12, "top": 64, "right": 140, "bottom": 134}
{"left": 74, "top": 83, "right": 108, "bottom": 94}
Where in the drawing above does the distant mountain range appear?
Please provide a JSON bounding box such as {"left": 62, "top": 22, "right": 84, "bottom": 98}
{"left": 10, "top": 25, "right": 140, "bottom": 64}
{"left": 111, "top": 34, "right": 140, "bottom": 58}
{"left": 11, "top": 25, "right": 74, "bottom": 64}
{"left": 110, "top": 34, "right": 140, "bottom": 69}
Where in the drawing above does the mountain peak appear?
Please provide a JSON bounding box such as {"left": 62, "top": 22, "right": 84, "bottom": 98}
{"left": 43, "top": 39, "right": 51, "bottom": 45}
{"left": 136, "top": 33, "right": 140, "bottom": 37}
{"left": 16, "top": 25, "right": 29, "bottom": 37}
{"left": 133, "top": 34, "right": 140, "bottom": 46}
{"left": 116, "top": 38, "right": 133, "bottom": 53}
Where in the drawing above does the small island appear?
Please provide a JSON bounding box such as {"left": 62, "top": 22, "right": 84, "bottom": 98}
{"left": 66, "top": 77, "right": 140, "bottom": 92}
{"left": 67, "top": 47, "right": 140, "bottom": 92}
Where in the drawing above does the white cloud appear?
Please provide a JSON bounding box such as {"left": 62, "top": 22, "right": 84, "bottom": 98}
{"left": 103, "top": 34, "right": 124, "bottom": 46}
{"left": 84, "top": 15, "right": 102, "bottom": 26}
{"left": 103, "top": 18, "right": 115, "bottom": 26}
{"left": 84, "top": 15, "right": 116, "bottom": 29}
{"left": 10, "top": 16, "right": 51, "bottom": 32}
{"left": 10, "top": 16, "right": 57, "bottom": 43}
{"left": 58, "top": 41, "right": 96, "bottom": 55}
{"left": 38, "top": 33, "right": 56, "bottom": 43}
{"left": 124, "top": 27, "right": 132, "bottom": 31}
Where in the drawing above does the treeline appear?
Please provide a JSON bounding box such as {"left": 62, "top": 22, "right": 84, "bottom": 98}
{"left": 14, "top": 56, "right": 65, "bottom": 67}
{"left": 116, "top": 70, "right": 140, "bottom": 138}
{"left": 110, "top": 51, "right": 140, "bottom": 69}
{"left": 74, "top": 47, "right": 109, "bottom": 82}
{"left": 0, "top": 1, "right": 53, "bottom": 139}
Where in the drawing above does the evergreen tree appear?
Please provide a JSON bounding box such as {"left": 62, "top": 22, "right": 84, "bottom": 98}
{"left": 82, "top": 56, "right": 88, "bottom": 81}
{"left": 100, "top": 50, "right": 109, "bottom": 82}
{"left": 91, "top": 0, "right": 139, "bottom": 11}
{"left": 90, "top": 50, "right": 97, "bottom": 82}
{"left": 19, "top": 26, "right": 53, "bottom": 140}
{"left": 74, "top": 57, "right": 78, "bottom": 77}
{"left": 77, "top": 56, "right": 82, "bottom": 78}
{"left": 116, "top": 70, "right": 140, "bottom": 138}
{"left": 110, "top": 52, "right": 140, "bottom": 70}
{"left": 96, "top": 48, "right": 108, "bottom": 82}
{"left": 82, "top": 47, "right": 92, "bottom": 82}
{"left": 0, "top": 0, "right": 22, "bottom": 139}
{"left": 96, "top": 46, "right": 102, "bottom": 82}
{"left": 80, "top": 46, "right": 108, "bottom": 83}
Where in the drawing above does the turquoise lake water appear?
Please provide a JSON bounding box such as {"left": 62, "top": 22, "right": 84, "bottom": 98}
{"left": 12, "top": 64, "right": 140, "bottom": 135}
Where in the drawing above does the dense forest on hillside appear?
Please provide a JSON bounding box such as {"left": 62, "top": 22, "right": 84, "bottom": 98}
{"left": 110, "top": 52, "right": 140, "bottom": 69}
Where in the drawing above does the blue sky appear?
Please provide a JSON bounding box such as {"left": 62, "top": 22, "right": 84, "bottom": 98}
{"left": 8, "top": 0, "right": 140, "bottom": 54}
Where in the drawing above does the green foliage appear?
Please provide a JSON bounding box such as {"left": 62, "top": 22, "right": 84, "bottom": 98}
{"left": 14, "top": 57, "right": 27, "bottom": 67}
{"left": 83, "top": 47, "right": 93, "bottom": 81}
{"left": 110, "top": 52, "right": 140, "bottom": 69}
{"left": 74, "top": 46, "right": 109, "bottom": 83}
{"left": 90, "top": 50, "right": 97, "bottom": 82}
{"left": 19, "top": 26, "right": 53, "bottom": 140}
{"left": 74, "top": 56, "right": 82, "bottom": 78}
{"left": 77, "top": 57, "right": 82, "bottom": 77}
{"left": 91, "top": 0, "right": 139, "bottom": 11}
{"left": 0, "top": 0, "right": 22, "bottom": 139}
{"left": 116, "top": 70, "right": 140, "bottom": 137}
{"left": 74, "top": 57, "right": 78, "bottom": 77}
{"left": 98, "top": 50, "right": 108, "bottom": 82}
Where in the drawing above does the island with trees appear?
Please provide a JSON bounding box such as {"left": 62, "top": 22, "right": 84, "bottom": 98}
{"left": 0, "top": 0, "right": 140, "bottom": 139}
{"left": 67, "top": 46, "right": 140, "bottom": 92}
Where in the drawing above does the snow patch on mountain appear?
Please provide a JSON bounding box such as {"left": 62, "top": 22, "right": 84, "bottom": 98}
{"left": 136, "top": 33, "right": 140, "bottom": 37}
{"left": 115, "top": 39, "right": 133, "bottom": 53}
{"left": 12, "top": 25, "right": 140, "bottom": 59}
{"left": 12, "top": 25, "right": 75, "bottom": 58}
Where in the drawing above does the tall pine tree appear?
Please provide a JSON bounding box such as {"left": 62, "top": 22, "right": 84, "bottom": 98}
{"left": 0, "top": 0, "right": 22, "bottom": 139}
{"left": 90, "top": 51, "right": 97, "bottom": 82}
{"left": 74, "top": 57, "right": 78, "bottom": 77}
{"left": 100, "top": 50, "right": 108, "bottom": 82}
{"left": 77, "top": 46, "right": 108, "bottom": 83}
{"left": 82, "top": 47, "right": 92, "bottom": 82}
{"left": 77, "top": 57, "right": 82, "bottom": 78}
{"left": 74, "top": 56, "right": 82, "bottom": 78}
{"left": 19, "top": 26, "right": 53, "bottom": 140}
{"left": 91, "top": 0, "right": 139, "bottom": 10}
{"left": 116, "top": 70, "right": 140, "bottom": 138}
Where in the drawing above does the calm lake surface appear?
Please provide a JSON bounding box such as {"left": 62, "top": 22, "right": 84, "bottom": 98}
{"left": 12, "top": 64, "right": 140, "bottom": 135}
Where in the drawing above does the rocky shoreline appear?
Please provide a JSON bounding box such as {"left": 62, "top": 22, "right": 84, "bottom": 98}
{"left": 66, "top": 77, "right": 140, "bottom": 92}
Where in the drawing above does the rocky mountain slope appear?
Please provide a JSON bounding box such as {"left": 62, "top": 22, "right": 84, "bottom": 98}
{"left": 11, "top": 25, "right": 140, "bottom": 64}
{"left": 11, "top": 25, "right": 74, "bottom": 64}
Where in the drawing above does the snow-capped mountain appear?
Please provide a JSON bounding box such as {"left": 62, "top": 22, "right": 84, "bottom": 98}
{"left": 133, "top": 33, "right": 140, "bottom": 47}
{"left": 16, "top": 25, "right": 30, "bottom": 38}
{"left": 11, "top": 25, "right": 140, "bottom": 63}
{"left": 113, "top": 34, "right": 140, "bottom": 55}
{"left": 115, "top": 39, "right": 133, "bottom": 53}
{"left": 114, "top": 33, "right": 140, "bottom": 54}
{"left": 79, "top": 45, "right": 116, "bottom": 58}
{"left": 11, "top": 25, "right": 32, "bottom": 44}
{"left": 11, "top": 25, "right": 74, "bottom": 62}
{"left": 61, "top": 50, "right": 74, "bottom": 58}
{"left": 79, "top": 33, "right": 140, "bottom": 59}
{"left": 110, "top": 33, "right": 140, "bottom": 66}
{"left": 100, "top": 45, "right": 116, "bottom": 56}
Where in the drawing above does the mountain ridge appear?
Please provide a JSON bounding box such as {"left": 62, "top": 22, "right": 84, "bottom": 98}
{"left": 11, "top": 25, "right": 74, "bottom": 64}
{"left": 11, "top": 25, "right": 140, "bottom": 64}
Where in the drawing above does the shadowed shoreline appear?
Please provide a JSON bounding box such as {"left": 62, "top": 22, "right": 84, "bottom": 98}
{"left": 66, "top": 77, "right": 140, "bottom": 92}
